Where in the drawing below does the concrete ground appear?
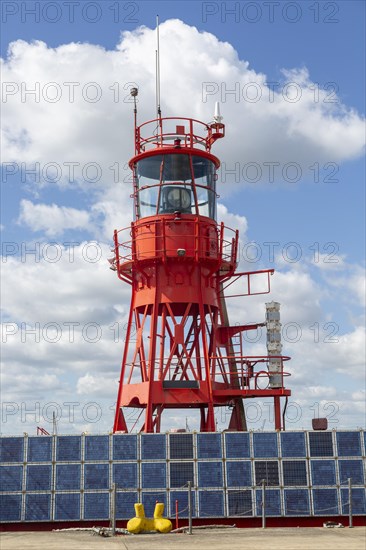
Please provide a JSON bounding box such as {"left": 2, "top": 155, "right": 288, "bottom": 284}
{"left": 1, "top": 527, "right": 366, "bottom": 550}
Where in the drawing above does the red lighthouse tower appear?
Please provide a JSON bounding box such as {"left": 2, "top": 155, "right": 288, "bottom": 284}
{"left": 112, "top": 91, "right": 291, "bottom": 433}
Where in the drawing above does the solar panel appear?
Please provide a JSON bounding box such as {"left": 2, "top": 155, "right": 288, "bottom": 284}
{"left": 84, "top": 463, "right": 109, "bottom": 490}
{"left": 83, "top": 492, "right": 109, "bottom": 520}
{"left": 0, "top": 494, "right": 22, "bottom": 521}
{"left": 113, "top": 434, "right": 137, "bottom": 460}
{"left": 27, "top": 437, "right": 52, "bottom": 462}
{"left": 116, "top": 491, "right": 138, "bottom": 519}
{"left": 225, "top": 432, "right": 250, "bottom": 458}
{"left": 56, "top": 436, "right": 81, "bottom": 461}
{"left": 226, "top": 461, "right": 252, "bottom": 487}
{"left": 228, "top": 490, "right": 252, "bottom": 516}
{"left": 311, "top": 460, "right": 336, "bottom": 486}
{"left": 1, "top": 431, "right": 365, "bottom": 523}
{"left": 198, "top": 462, "right": 223, "bottom": 488}
{"left": 55, "top": 493, "right": 80, "bottom": 520}
{"left": 141, "top": 462, "right": 166, "bottom": 488}
{"left": 280, "top": 432, "right": 306, "bottom": 457}
{"left": 141, "top": 434, "right": 166, "bottom": 459}
{"left": 308, "top": 432, "right": 333, "bottom": 457}
{"left": 141, "top": 492, "right": 167, "bottom": 517}
{"left": 170, "top": 462, "right": 194, "bottom": 488}
{"left": 170, "top": 490, "right": 196, "bottom": 518}
{"left": 25, "top": 494, "right": 51, "bottom": 521}
{"left": 199, "top": 490, "right": 224, "bottom": 516}
{"left": 169, "top": 433, "right": 194, "bottom": 459}
{"left": 282, "top": 460, "right": 307, "bottom": 486}
{"left": 84, "top": 435, "right": 109, "bottom": 460}
{"left": 113, "top": 463, "right": 138, "bottom": 489}
{"left": 0, "top": 465, "right": 23, "bottom": 491}
{"left": 253, "top": 433, "right": 278, "bottom": 458}
{"left": 0, "top": 438, "right": 24, "bottom": 463}
{"left": 340, "top": 488, "right": 366, "bottom": 515}
{"left": 256, "top": 489, "right": 281, "bottom": 516}
{"left": 284, "top": 489, "right": 310, "bottom": 515}
{"left": 55, "top": 464, "right": 80, "bottom": 490}
{"left": 197, "top": 433, "right": 222, "bottom": 458}
{"left": 26, "top": 465, "right": 52, "bottom": 491}
{"left": 336, "top": 432, "right": 362, "bottom": 457}
{"left": 254, "top": 461, "right": 279, "bottom": 486}
{"left": 338, "top": 459, "right": 364, "bottom": 485}
{"left": 312, "top": 488, "right": 338, "bottom": 515}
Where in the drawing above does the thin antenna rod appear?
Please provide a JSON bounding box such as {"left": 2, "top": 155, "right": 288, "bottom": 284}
{"left": 130, "top": 87, "right": 138, "bottom": 154}
{"left": 155, "top": 49, "right": 159, "bottom": 117}
{"left": 156, "top": 15, "right": 161, "bottom": 118}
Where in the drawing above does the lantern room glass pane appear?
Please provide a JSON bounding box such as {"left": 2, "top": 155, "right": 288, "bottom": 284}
{"left": 196, "top": 186, "right": 216, "bottom": 218}
{"left": 136, "top": 155, "right": 163, "bottom": 183}
{"left": 158, "top": 184, "right": 193, "bottom": 214}
{"left": 139, "top": 185, "right": 159, "bottom": 217}
{"left": 135, "top": 154, "right": 216, "bottom": 219}
{"left": 162, "top": 154, "right": 191, "bottom": 182}
{"left": 192, "top": 156, "right": 215, "bottom": 189}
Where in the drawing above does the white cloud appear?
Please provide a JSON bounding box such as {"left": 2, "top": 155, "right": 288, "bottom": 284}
{"left": 1, "top": 20, "right": 365, "bottom": 433}
{"left": 91, "top": 184, "right": 135, "bottom": 240}
{"left": 76, "top": 373, "right": 116, "bottom": 398}
{"left": 1, "top": 371, "right": 62, "bottom": 396}
{"left": 18, "top": 199, "right": 91, "bottom": 236}
{"left": 217, "top": 202, "right": 248, "bottom": 235}
{"left": 306, "top": 386, "right": 338, "bottom": 399}
{"left": 323, "top": 265, "right": 366, "bottom": 308}
{"left": 352, "top": 389, "right": 366, "bottom": 401}
{"left": 1, "top": 242, "right": 130, "bottom": 325}
{"left": 1, "top": 20, "right": 364, "bottom": 189}
{"left": 311, "top": 253, "right": 347, "bottom": 271}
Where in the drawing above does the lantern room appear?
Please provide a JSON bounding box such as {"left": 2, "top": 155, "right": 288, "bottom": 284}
{"left": 131, "top": 151, "right": 218, "bottom": 219}
{"left": 128, "top": 110, "right": 225, "bottom": 222}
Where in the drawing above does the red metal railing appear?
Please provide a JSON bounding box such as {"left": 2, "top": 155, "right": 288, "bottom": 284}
{"left": 135, "top": 117, "right": 224, "bottom": 154}
{"left": 220, "top": 269, "right": 275, "bottom": 297}
{"left": 122, "top": 355, "right": 291, "bottom": 392}
{"left": 112, "top": 219, "right": 274, "bottom": 297}
{"left": 210, "top": 355, "right": 291, "bottom": 392}
{"left": 113, "top": 219, "right": 238, "bottom": 267}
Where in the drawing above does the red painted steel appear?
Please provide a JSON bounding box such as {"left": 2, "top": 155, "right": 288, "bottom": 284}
{"left": 112, "top": 116, "right": 291, "bottom": 433}
{"left": 2, "top": 515, "right": 365, "bottom": 532}
{"left": 36, "top": 427, "right": 50, "bottom": 436}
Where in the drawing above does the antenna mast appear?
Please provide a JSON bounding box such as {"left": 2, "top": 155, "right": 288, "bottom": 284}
{"left": 156, "top": 15, "right": 161, "bottom": 119}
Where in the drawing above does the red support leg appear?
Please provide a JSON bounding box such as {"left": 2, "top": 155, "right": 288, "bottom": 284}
{"left": 274, "top": 396, "right": 282, "bottom": 430}
{"left": 114, "top": 407, "right": 128, "bottom": 432}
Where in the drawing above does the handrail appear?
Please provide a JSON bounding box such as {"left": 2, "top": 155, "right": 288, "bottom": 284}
{"left": 112, "top": 220, "right": 274, "bottom": 297}
{"left": 113, "top": 219, "right": 238, "bottom": 265}
{"left": 121, "top": 355, "right": 291, "bottom": 392}
{"left": 135, "top": 116, "right": 223, "bottom": 153}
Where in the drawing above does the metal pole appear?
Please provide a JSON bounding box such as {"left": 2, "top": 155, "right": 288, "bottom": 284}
{"left": 175, "top": 499, "right": 179, "bottom": 530}
{"left": 52, "top": 411, "right": 57, "bottom": 435}
{"left": 111, "top": 483, "right": 117, "bottom": 536}
{"left": 188, "top": 481, "right": 193, "bottom": 535}
{"left": 262, "top": 479, "right": 266, "bottom": 529}
{"left": 348, "top": 478, "right": 353, "bottom": 528}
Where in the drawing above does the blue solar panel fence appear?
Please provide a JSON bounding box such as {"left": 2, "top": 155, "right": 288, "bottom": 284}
{"left": 0, "top": 430, "right": 365, "bottom": 522}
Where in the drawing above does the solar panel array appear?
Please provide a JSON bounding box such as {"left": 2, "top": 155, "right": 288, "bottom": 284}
{"left": 0, "top": 430, "right": 365, "bottom": 522}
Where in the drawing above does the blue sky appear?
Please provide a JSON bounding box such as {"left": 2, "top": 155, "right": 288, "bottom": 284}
{"left": 1, "top": 1, "right": 365, "bottom": 434}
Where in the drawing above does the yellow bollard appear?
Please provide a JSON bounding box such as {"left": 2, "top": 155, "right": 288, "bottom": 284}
{"left": 153, "top": 502, "right": 172, "bottom": 533}
{"left": 126, "top": 503, "right": 146, "bottom": 534}
{"left": 126, "top": 503, "right": 172, "bottom": 534}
